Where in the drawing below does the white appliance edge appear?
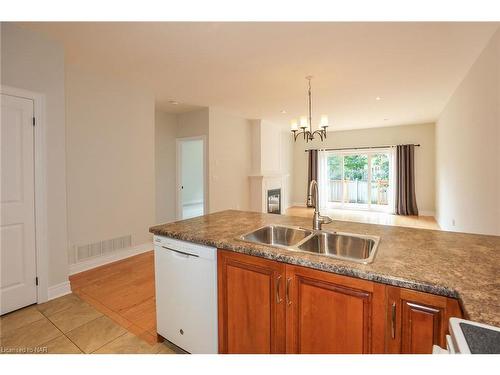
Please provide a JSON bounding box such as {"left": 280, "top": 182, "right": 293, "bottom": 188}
{"left": 154, "top": 235, "right": 218, "bottom": 354}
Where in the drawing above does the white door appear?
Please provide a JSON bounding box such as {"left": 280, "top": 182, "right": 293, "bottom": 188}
{"left": 177, "top": 138, "right": 205, "bottom": 219}
{"left": 1, "top": 94, "right": 37, "bottom": 315}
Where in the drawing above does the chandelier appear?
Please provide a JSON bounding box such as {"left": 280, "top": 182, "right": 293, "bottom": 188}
{"left": 290, "top": 76, "right": 329, "bottom": 142}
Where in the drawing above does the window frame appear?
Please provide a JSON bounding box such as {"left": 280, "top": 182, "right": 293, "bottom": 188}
{"left": 324, "top": 148, "right": 393, "bottom": 213}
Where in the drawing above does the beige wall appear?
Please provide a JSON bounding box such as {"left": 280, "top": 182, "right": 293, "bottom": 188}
{"left": 208, "top": 108, "right": 252, "bottom": 212}
{"left": 65, "top": 64, "right": 155, "bottom": 251}
{"left": 1, "top": 23, "right": 69, "bottom": 287}
{"left": 436, "top": 28, "right": 500, "bottom": 235}
{"left": 176, "top": 108, "right": 209, "bottom": 138}
{"left": 155, "top": 110, "right": 177, "bottom": 223}
{"left": 292, "top": 123, "right": 436, "bottom": 215}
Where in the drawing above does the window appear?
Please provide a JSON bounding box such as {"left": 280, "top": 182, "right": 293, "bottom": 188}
{"left": 323, "top": 149, "right": 393, "bottom": 212}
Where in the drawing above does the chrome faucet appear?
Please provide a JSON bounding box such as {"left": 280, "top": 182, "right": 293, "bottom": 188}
{"left": 307, "top": 180, "right": 333, "bottom": 230}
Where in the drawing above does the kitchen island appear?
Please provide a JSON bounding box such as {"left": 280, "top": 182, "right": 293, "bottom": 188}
{"left": 150, "top": 210, "right": 500, "bottom": 353}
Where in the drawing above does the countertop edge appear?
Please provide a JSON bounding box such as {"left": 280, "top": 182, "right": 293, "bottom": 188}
{"left": 149, "top": 227, "right": 462, "bottom": 301}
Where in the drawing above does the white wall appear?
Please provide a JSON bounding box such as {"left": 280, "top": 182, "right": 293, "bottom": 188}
{"left": 292, "top": 123, "right": 436, "bottom": 215}
{"left": 181, "top": 139, "right": 204, "bottom": 205}
{"left": 260, "top": 120, "right": 283, "bottom": 174}
{"left": 280, "top": 127, "right": 294, "bottom": 209}
{"left": 155, "top": 110, "right": 177, "bottom": 223}
{"left": 1, "top": 23, "right": 69, "bottom": 287}
{"left": 248, "top": 120, "right": 293, "bottom": 213}
{"left": 436, "top": 28, "right": 500, "bottom": 235}
{"left": 65, "top": 64, "right": 155, "bottom": 252}
{"left": 208, "top": 108, "right": 252, "bottom": 212}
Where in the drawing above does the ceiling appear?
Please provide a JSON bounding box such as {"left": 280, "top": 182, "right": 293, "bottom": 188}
{"left": 20, "top": 22, "right": 499, "bottom": 130}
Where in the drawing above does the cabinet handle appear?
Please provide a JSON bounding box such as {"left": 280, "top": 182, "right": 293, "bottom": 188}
{"left": 275, "top": 275, "right": 282, "bottom": 304}
{"left": 162, "top": 246, "right": 199, "bottom": 258}
{"left": 286, "top": 277, "right": 292, "bottom": 306}
{"left": 391, "top": 302, "right": 396, "bottom": 339}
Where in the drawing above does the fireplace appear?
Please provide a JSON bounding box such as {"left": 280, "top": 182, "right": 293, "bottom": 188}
{"left": 267, "top": 188, "right": 281, "bottom": 214}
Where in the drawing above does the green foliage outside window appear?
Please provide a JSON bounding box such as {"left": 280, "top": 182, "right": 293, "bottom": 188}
{"left": 371, "top": 154, "right": 389, "bottom": 181}
{"left": 327, "top": 153, "right": 389, "bottom": 181}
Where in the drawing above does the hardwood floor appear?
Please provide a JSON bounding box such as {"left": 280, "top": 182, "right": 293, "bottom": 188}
{"left": 285, "top": 206, "right": 440, "bottom": 230}
{"left": 69, "top": 251, "right": 159, "bottom": 345}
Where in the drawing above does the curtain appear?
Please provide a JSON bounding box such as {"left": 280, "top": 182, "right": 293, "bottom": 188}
{"left": 317, "top": 150, "right": 328, "bottom": 210}
{"left": 306, "top": 150, "right": 318, "bottom": 207}
{"left": 395, "top": 144, "right": 419, "bottom": 215}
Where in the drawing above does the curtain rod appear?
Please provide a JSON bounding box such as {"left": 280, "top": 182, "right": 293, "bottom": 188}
{"left": 304, "top": 144, "right": 421, "bottom": 152}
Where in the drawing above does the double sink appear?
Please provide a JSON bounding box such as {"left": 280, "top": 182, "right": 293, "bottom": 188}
{"left": 239, "top": 224, "right": 380, "bottom": 264}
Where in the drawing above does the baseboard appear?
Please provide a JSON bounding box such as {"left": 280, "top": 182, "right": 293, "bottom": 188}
{"left": 69, "top": 242, "right": 153, "bottom": 275}
{"left": 47, "top": 281, "right": 72, "bottom": 301}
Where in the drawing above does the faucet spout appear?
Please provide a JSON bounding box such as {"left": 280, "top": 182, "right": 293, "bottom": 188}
{"left": 307, "top": 179, "right": 333, "bottom": 231}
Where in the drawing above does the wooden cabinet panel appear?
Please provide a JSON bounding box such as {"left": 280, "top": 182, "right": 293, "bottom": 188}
{"left": 285, "top": 265, "right": 386, "bottom": 354}
{"left": 401, "top": 301, "right": 441, "bottom": 353}
{"left": 218, "top": 249, "right": 463, "bottom": 355}
{"left": 218, "top": 250, "right": 286, "bottom": 353}
{"left": 386, "top": 286, "right": 463, "bottom": 354}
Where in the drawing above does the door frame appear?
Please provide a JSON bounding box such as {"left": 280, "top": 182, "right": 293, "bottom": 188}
{"left": 1, "top": 85, "right": 50, "bottom": 304}
{"left": 175, "top": 135, "right": 208, "bottom": 220}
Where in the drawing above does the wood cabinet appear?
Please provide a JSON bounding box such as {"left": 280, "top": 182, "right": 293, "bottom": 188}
{"left": 217, "top": 249, "right": 463, "bottom": 354}
{"left": 386, "top": 286, "right": 463, "bottom": 354}
{"left": 285, "top": 264, "right": 386, "bottom": 354}
{"left": 217, "top": 249, "right": 286, "bottom": 353}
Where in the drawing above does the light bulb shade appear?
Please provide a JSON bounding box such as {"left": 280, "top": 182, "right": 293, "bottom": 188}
{"left": 320, "top": 115, "right": 329, "bottom": 128}
{"left": 290, "top": 119, "right": 298, "bottom": 131}
{"left": 299, "top": 116, "right": 308, "bottom": 129}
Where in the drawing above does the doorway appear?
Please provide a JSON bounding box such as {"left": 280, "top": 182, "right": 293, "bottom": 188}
{"left": 176, "top": 137, "right": 206, "bottom": 219}
{"left": 322, "top": 149, "right": 394, "bottom": 213}
{"left": 1, "top": 93, "right": 38, "bottom": 314}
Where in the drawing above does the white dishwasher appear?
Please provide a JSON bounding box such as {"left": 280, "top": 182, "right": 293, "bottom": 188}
{"left": 154, "top": 235, "right": 218, "bottom": 354}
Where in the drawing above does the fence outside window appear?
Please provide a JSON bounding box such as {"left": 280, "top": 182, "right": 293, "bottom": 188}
{"left": 328, "top": 179, "right": 389, "bottom": 205}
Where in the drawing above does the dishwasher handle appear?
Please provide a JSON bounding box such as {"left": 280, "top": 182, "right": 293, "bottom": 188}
{"left": 162, "top": 245, "right": 199, "bottom": 258}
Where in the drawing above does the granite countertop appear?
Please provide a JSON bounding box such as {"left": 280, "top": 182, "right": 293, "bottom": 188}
{"left": 149, "top": 210, "right": 500, "bottom": 327}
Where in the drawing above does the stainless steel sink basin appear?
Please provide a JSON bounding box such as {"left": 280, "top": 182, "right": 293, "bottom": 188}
{"left": 240, "top": 225, "right": 312, "bottom": 247}
{"left": 297, "top": 232, "right": 379, "bottom": 263}
{"left": 238, "top": 225, "right": 380, "bottom": 264}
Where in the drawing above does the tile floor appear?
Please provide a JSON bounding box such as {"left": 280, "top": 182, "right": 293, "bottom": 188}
{"left": 0, "top": 293, "right": 178, "bottom": 354}
{"left": 69, "top": 252, "right": 159, "bottom": 346}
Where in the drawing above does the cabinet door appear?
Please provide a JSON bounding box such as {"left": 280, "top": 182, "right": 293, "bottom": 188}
{"left": 285, "top": 264, "right": 386, "bottom": 354}
{"left": 217, "top": 250, "right": 286, "bottom": 353}
{"left": 386, "top": 287, "right": 463, "bottom": 354}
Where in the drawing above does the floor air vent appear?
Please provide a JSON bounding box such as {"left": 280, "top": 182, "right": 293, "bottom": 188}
{"left": 72, "top": 235, "right": 132, "bottom": 263}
